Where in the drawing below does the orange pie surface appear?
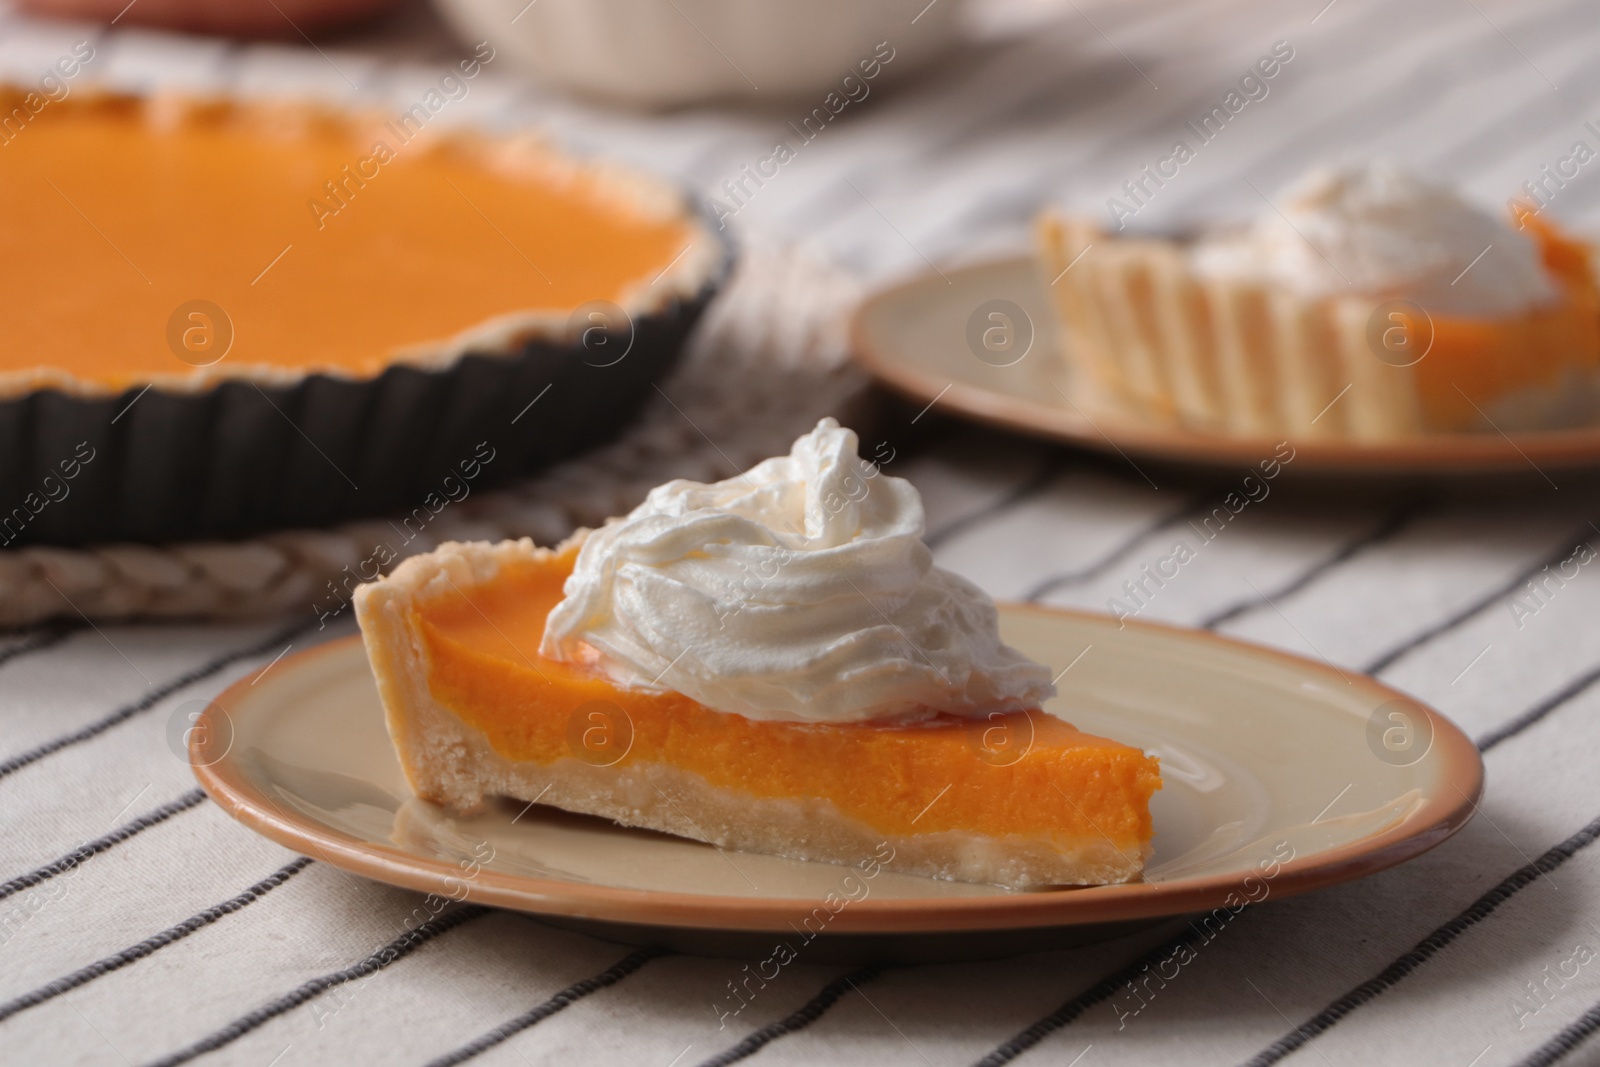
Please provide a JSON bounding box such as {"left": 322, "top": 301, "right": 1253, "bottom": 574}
{"left": 410, "top": 542, "right": 1161, "bottom": 849}
{"left": 0, "top": 91, "right": 695, "bottom": 389}
{"left": 1416, "top": 216, "right": 1600, "bottom": 429}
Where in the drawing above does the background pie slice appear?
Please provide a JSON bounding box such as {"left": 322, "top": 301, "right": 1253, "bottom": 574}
{"left": 1037, "top": 212, "right": 1600, "bottom": 440}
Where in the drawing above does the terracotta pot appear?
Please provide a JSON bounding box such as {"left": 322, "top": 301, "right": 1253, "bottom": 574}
{"left": 14, "top": 0, "right": 401, "bottom": 37}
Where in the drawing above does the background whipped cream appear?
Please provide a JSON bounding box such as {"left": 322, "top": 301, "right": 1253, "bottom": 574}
{"left": 1191, "top": 162, "right": 1557, "bottom": 316}
{"left": 540, "top": 418, "right": 1056, "bottom": 724}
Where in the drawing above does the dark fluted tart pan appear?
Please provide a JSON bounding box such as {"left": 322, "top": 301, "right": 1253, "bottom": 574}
{"left": 0, "top": 272, "right": 723, "bottom": 547}
{"left": 0, "top": 87, "right": 731, "bottom": 547}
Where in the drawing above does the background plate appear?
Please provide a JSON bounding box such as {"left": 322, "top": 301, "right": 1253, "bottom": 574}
{"left": 192, "top": 606, "right": 1482, "bottom": 963}
{"left": 852, "top": 256, "right": 1600, "bottom": 476}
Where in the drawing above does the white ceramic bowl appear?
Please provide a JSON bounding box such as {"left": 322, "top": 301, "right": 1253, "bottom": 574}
{"left": 430, "top": 0, "right": 964, "bottom": 108}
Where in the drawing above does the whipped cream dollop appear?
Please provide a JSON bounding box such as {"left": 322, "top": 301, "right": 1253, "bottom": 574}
{"left": 1191, "top": 162, "right": 1557, "bottom": 316}
{"left": 540, "top": 419, "right": 1056, "bottom": 724}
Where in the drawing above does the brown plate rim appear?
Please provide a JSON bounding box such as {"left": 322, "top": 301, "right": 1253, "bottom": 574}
{"left": 193, "top": 613, "right": 1483, "bottom": 935}
{"left": 850, "top": 255, "right": 1600, "bottom": 474}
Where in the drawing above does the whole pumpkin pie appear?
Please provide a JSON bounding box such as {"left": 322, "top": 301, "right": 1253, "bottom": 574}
{"left": 356, "top": 419, "right": 1161, "bottom": 888}
{"left": 0, "top": 85, "right": 724, "bottom": 545}
{"left": 1037, "top": 163, "right": 1600, "bottom": 440}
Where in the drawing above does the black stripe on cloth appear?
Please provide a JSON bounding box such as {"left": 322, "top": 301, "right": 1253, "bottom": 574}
{"left": 1512, "top": 996, "right": 1600, "bottom": 1067}
{"left": 422, "top": 947, "right": 669, "bottom": 1067}
{"left": 1022, "top": 492, "right": 1216, "bottom": 604}
{"left": 1362, "top": 521, "right": 1596, "bottom": 674}
{"left": 1238, "top": 811, "right": 1600, "bottom": 1067}
{"left": 142, "top": 904, "right": 489, "bottom": 1067}
{"left": 0, "top": 622, "right": 83, "bottom": 671}
{"left": 1199, "top": 502, "right": 1426, "bottom": 631}
{"left": 925, "top": 453, "right": 1065, "bottom": 551}
{"left": 1478, "top": 657, "right": 1600, "bottom": 753}
{"left": 0, "top": 857, "right": 312, "bottom": 1026}
{"left": 0, "top": 788, "right": 206, "bottom": 903}
{"left": 972, "top": 923, "right": 1215, "bottom": 1067}
{"left": 695, "top": 965, "right": 885, "bottom": 1067}
{"left": 0, "top": 617, "right": 321, "bottom": 783}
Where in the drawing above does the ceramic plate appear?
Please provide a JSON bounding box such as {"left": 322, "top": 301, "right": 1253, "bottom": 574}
{"left": 852, "top": 256, "right": 1600, "bottom": 475}
{"left": 192, "top": 607, "right": 1482, "bottom": 962}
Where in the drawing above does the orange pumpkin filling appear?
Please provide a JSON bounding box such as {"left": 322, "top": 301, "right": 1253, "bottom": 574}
{"left": 0, "top": 91, "right": 695, "bottom": 390}
{"left": 412, "top": 543, "right": 1160, "bottom": 846}
{"left": 1415, "top": 217, "right": 1600, "bottom": 429}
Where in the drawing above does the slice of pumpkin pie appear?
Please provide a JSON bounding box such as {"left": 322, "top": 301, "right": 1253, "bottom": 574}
{"left": 355, "top": 419, "right": 1160, "bottom": 888}
{"left": 1038, "top": 162, "right": 1600, "bottom": 439}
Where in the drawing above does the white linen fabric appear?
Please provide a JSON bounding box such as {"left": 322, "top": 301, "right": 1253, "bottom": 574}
{"left": 4, "top": 1, "right": 1600, "bottom": 1065}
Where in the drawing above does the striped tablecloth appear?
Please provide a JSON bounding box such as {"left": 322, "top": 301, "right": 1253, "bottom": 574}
{"left": 6, "top": 0, "right": 1600, "bottom": 1064}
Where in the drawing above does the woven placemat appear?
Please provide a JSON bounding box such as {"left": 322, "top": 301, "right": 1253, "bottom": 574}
{"left": 0, "top": 239, "right": 867, "bottom": 628}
